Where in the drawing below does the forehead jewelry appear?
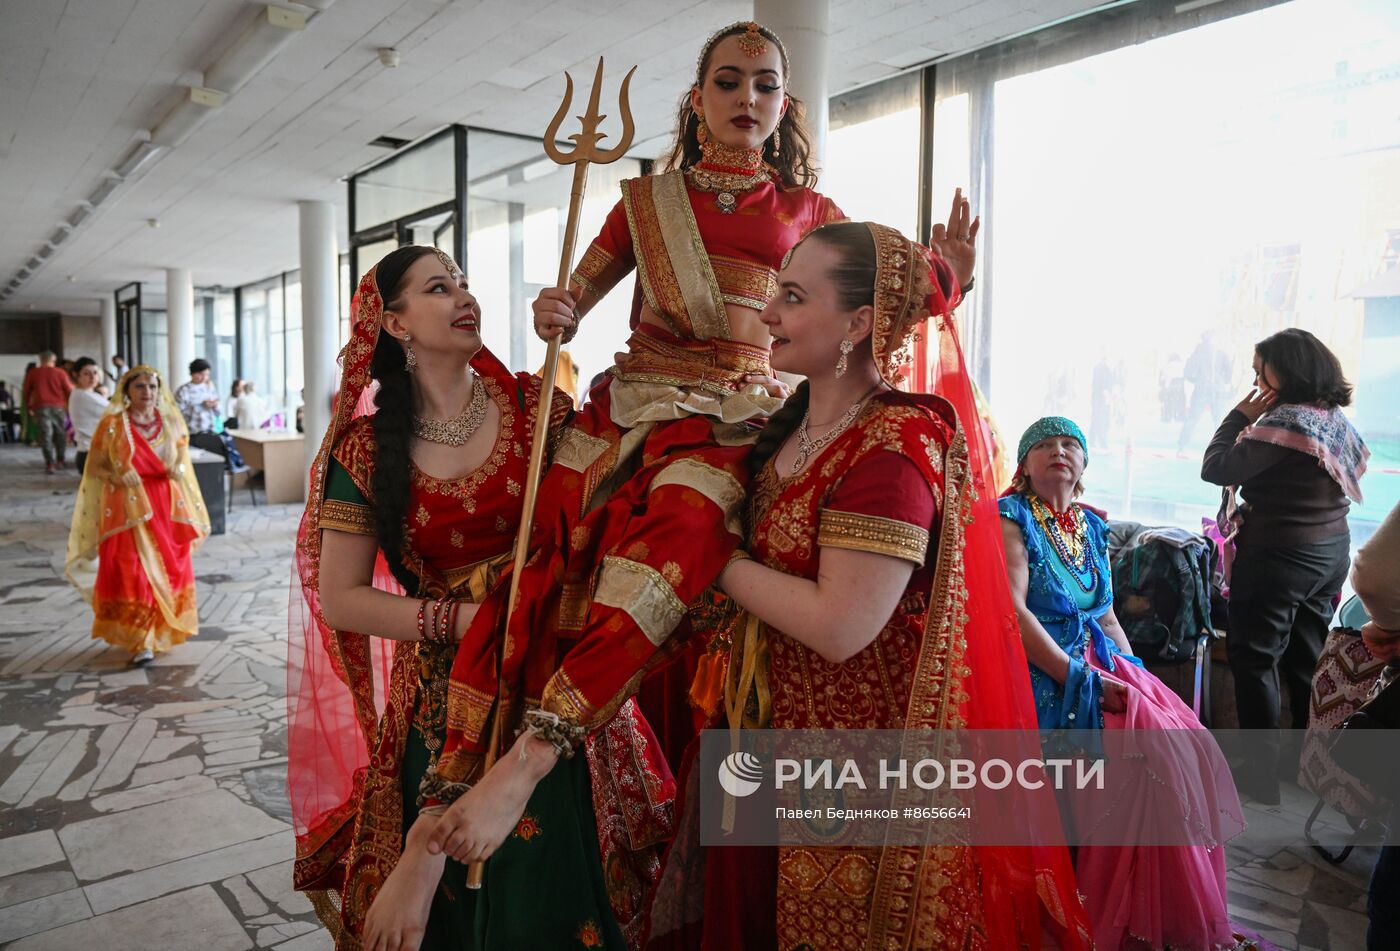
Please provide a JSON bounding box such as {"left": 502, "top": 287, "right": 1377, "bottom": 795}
{"left": 737, "top": 22, "right": 767, "bottom": 58}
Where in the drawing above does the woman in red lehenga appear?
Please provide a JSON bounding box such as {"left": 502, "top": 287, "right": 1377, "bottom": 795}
{"left": 290, "top": 246, "right": 667, "bottom": 950}
{"left": 646, "top": 222, "right": 1094, "bottom": 950}
{"left": 65, "top": 365, "right": 209, "bottom": 666}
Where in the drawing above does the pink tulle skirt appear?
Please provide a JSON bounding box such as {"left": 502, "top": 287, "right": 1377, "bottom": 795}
{"left": 1074, "top": 651, "right": 1245, "bottom": 950}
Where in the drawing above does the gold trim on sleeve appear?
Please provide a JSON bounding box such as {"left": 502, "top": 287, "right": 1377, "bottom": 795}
{"left": 818, "top": 509, "right": 930, "bottom": 565}
{"left": 592, "top": 555, "right": 687, "bottom": 647}
{"left": 571, "top": 243, "right": 619, "bottom": 298}
{"left": 318, "top": 499, "right": 376, "bottom": 535}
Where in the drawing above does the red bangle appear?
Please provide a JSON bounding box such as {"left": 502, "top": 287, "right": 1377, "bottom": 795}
{"left": 416, "top": 599, "right": 429, "bottom": 641}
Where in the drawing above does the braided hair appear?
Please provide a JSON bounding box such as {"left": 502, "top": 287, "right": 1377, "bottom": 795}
{"left": 370, "top": 245, "right": 437, "bottom": 592}
{"left": 748, "top": 223, "right": 878, "bottom": 476}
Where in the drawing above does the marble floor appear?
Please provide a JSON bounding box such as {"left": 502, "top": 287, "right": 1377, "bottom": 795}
{"left": 0, "top": 442, "right": 1379, "bottom": 949}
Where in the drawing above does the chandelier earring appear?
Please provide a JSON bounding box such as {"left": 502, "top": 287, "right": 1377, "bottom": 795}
{"left": 696, "top": 111, "right": 710, "bottom": 147}
{"left": 771, "top": 125, "right": 781, "bottom": 157}
{"left": 835, "top": 339, "right": 853, "bottom": 378}
{"left": 403, "top": 334, "right": 417, "bottom": 373}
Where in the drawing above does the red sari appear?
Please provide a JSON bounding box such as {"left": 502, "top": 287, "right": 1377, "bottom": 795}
{"left": 71, "top": 409, "right": 206, "bottom": 653}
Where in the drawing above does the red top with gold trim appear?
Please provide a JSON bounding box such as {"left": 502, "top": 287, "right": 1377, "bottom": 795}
{"left": 752, "top": 395, "right": 949, "bottom": 732}
{"left": 573, "top": 166, "right": 843, "bottom": 343}
{"left": 711, "top": 391, "right": 1091, "bottom": 951}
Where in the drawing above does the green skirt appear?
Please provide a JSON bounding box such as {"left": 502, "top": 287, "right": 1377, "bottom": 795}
{"left": 401, "top": 727, "right": 627, "bottom": 950}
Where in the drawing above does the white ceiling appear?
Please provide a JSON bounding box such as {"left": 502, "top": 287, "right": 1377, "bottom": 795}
{"left": 1, "top": 0, "right": 1105, "bottom": 315}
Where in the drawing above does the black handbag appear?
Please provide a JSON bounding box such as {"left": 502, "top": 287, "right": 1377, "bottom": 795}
{"left": 1331, "top": 667, "right": 1400, "bottom": 799}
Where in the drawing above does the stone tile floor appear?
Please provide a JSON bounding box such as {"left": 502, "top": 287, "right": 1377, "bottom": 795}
{"left": 0, "top": 442, "right": 1379, "bottom": 949}
{"left": 0, "top": 445, "right": 330, "bottom": 950}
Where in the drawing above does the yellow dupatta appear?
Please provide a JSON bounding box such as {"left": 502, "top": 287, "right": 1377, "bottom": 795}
{"left": 64, "top": 366, "right": 210, "bottom": 619}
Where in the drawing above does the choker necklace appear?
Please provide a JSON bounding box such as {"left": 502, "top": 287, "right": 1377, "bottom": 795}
{"left": 413, "top": 376, "right": 488, "bottom": 446}
{"left": 688, "top": 141, "right": 770, "bottom": 214}
{"left": 790, "top": 385, "right": 882, "bottom": 474}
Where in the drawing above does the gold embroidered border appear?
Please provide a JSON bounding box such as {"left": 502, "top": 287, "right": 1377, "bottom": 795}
{"left": 592, "top": 555, "right": 686, "bottom": 647}
{"left": 649, "top": 458, "right": 746, "bottom": 537}
{"left": 866, "top": 423, "right": 976, "bottom": 948}
{"left": 817, "top": 509, "right": 929, "bottom": 565}
{"left": 570, "top": 243, "right": 626, "bottom": 299}
{"left": 318, "top": 498, "right": 375, "bottom": 536}
{"left": 541, "top": 667, "right": 591, "bottom": 724}
{"left": 711, "top": 253, "right": 778, "bottom": 311}
{"left": 623, "top": 172, "right": 728, "bottom": 341}
{"left": 553, "top": 427, "right": 611, "bottom": 473}
{"left": 445, "top": 679, "right": 496, "bottom": 741}
{"left": 558, "top": 579, "right": 591, "bottom": 632}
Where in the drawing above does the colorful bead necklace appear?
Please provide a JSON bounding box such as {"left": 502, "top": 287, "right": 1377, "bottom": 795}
{"left": 1028, "top": 494, "right": 1098, "bottom": 594}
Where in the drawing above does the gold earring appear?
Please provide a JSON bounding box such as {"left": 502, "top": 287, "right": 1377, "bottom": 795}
{"left": 403, "top": 334, "right": 416, "bottom": 373}
{"left": 772, "top": 126, "right": 781, "bottom": 157}
{"left": 696, "top": 112, "right": 710, "bottom": 147}
{"left": 835, "top": 340, "right": 853, "bottom": 378}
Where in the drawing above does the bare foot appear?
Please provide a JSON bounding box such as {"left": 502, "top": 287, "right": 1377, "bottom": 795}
{"left": 363, "top": 814, "right": 446, "bottom": 951}
{"left": 428, "top": 732, "right": 558, "bottom": 864}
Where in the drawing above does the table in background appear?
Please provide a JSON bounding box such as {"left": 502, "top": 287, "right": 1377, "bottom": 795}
{"left": 229, "top": 430, "right": 306, "bottom": 504}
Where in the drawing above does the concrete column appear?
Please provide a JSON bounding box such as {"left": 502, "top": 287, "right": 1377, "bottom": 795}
{"left": 299, "top": 200, "right": 339, "bottom": 477}
{"left": 99, "top": 296, "right": 117, "bottom": 378}
{"left": 755, "top": 0, "right": 831, "bottom": 165}
{"left": 166, "top": 267, "right": 194, "bottom": 385}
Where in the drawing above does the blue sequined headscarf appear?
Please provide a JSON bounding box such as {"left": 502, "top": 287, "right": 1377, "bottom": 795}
{"left": 1016, "top": 416, "right": 1088, "bottom": 466}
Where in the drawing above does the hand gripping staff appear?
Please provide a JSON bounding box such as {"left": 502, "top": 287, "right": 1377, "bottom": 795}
{"left": 465, "top": 58, "right": 636, "bottom": 890}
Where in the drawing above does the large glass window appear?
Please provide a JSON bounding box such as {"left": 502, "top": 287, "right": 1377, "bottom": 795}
{"left": 932, "top": 0, "right": 1400, "bottom": 542}
{"left": 826, "top": 73, "right": 922, "bottom": 236}
{"left": 354, "top": 132, "right": 455, "bottom": 231}
{"left": 193, "top": 289, "right": 236, "bottom": 403}
{"left": 465, "top": 127, "right": 643, "bottom": 389}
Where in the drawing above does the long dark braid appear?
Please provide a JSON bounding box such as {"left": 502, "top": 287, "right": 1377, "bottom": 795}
{"left": 750, "top": 223, "right": 880, "bottom": 476}
{"left": 369, "top": 245, "right": 437, "bottom": 593}
{"left": 749, "top": 380, "right": 808, "bottom": 476}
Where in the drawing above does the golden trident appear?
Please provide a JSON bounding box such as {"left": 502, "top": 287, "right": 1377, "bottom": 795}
{"left": 466, "top": 58, "right": 635, "bottom": 890}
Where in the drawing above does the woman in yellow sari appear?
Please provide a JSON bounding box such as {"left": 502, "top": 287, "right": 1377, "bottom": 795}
{"left": 65, "top": 365, "right": 210, "bottom": 665}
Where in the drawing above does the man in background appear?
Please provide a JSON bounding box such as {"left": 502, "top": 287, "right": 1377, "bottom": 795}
{"left": 23, "top": 350, "right": 72, "bottom": 474}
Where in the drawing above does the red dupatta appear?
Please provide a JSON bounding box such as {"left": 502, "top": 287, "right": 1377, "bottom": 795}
{"left": 864, "top": 224, "right": 1092, "bottom": 949}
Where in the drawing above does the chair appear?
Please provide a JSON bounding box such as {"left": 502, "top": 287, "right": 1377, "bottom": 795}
{"left": 189, "top": 432, "right": 258, "bottom": 510}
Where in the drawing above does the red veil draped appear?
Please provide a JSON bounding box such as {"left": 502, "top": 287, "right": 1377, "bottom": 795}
{"left": 868, "top": 224, "right": 1092, "bottom": 949}
{"left": 288, "top": 265, "right": 407, "bottom": 898}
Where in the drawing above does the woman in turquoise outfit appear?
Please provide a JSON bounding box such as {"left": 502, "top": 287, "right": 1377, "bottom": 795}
{"left": 998, "top": 417, "right": 1141, "bottom": 731}
{"left": 998, "top": 416, "right": 1248, "bottom": 951}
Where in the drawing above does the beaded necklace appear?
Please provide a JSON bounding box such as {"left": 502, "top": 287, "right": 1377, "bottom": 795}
{"left": 1028, "top": 494, "right": 1097, "bottom": 594}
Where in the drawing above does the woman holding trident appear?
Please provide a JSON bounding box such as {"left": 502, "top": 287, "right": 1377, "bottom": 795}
{"left": 418, "top": 19, "right": 864, "bottom": 877}
{"left": 424, "top": 20, "right": 868, "bottom": 807}
{"left": 358, "top": 63, "right": 672, "bottom": 951}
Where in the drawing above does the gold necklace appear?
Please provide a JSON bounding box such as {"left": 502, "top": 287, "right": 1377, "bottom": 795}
{"left": 687, "top": 142, "right": 771, "bottom": 214}
{"left": 413, "top": 376, "right": 488, "bottom": 446}
{"left": 790, "top": 385, "right": 881, "bottom": 474}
